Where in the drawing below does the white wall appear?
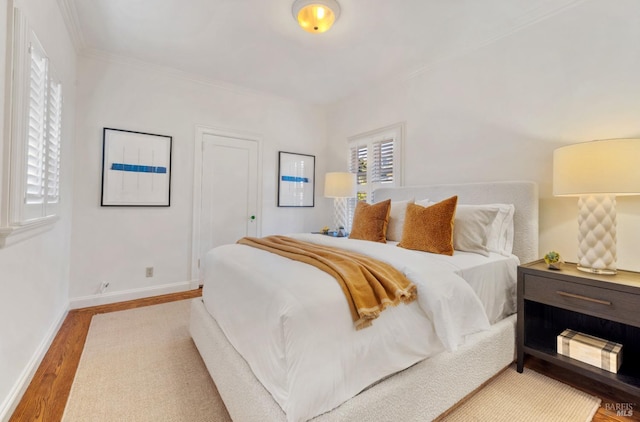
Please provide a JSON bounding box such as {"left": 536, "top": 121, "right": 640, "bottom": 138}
{"left": 326, "top": 0, "right": 640, "bottom": 272}
{"left": 0, "top": 0, "right": 76, "bottom": 418}
{"left": 69, "top": 54, "right": 330, "bottom": 302}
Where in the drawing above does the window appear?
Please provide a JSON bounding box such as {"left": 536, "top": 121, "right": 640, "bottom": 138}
{"left": 348, "top": 123, "right": 403, "bottom": 203}
{"left": 24, "top": 35, "right": 62, "bottom": 220}
{"left": 0, "top": 6, "right": 63, "bottom": 247}
{"left": 346, "top": 123, "right": 404, "bottom": 228}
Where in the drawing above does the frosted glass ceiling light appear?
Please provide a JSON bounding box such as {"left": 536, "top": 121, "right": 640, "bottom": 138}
{"left": 292, "top": 0, "right": 341, "bottom": 33}
{"left": 553, "top": 138, "right": 640, "bottom": 274}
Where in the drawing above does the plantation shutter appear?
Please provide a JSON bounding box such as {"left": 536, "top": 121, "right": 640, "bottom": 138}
{"left": 349, "top": 144, "right": 368, "bottom": 201}
{"left": 348, "top": 138, "right": 396, "bottom": 204}
{"left": 370, "top": 138, "right": 394, "bottom": 188}
{"left": 3, "top": 7, "right": 65, "bottom": 236}
{"left": 25, "top": 41, "right": 48, "bottom": 206}
{"left": 345, "top": 124, "right": 403, "bottom": 231}
{"left": 46, "top": 80, "right": 62, "bottom": 206}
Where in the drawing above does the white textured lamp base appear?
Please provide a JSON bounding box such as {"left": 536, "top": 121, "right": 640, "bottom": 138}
{"left": 576, "top": 195, "right": 617, "bottom": 275}
{"left": 333, "top": 197, "right": 348, "bottom": 233}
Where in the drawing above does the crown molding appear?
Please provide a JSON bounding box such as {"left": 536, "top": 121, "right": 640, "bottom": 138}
{"left": 80, "top": 48, "right": 310, "bottom": 107}
{"left": 56, "top": 0, "right": 86, "bottom": 53}
{"left": 403, "top": 0, "right": 587, "bottom": 81}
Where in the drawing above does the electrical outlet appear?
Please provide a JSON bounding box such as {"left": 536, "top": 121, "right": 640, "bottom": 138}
{"left": 146, "top": 267, "right": 154, "bottom": 277}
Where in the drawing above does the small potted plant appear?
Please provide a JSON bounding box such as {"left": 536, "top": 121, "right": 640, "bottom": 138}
{"left": 544, "top": 251, "right": 562, "bottom": 270}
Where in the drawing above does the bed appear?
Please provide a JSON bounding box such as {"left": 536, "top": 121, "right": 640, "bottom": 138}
{"left": 190, "top": 181, "right": 538, "bottom": 422}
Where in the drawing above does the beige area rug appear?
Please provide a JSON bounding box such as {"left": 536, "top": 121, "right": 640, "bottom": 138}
{"left": 62, "top": 300, "right": 231, "bottom": 422}
{"left": 63, "top": 300, "right": 601, "bottom": 422}
{"left": 441, "top": 365, "right": 601, "bottom": 422}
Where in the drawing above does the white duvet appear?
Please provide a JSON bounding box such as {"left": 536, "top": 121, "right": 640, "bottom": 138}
{"left": 202, "top": 234, "right": 491, "bottom": 422}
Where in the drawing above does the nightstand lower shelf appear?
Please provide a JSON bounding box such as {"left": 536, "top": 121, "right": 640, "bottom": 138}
{"left": 522, "top": 344, "right": 640, "bottom": 396}
{"left": 520, "top": 301, "right": 640, "bottom": 396}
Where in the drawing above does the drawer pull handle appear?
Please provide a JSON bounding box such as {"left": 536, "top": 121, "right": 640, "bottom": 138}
{"left": 556, "top": 291, "right": 612, "bottom": 306}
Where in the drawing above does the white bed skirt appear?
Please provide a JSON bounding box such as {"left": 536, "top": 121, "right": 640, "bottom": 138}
{"left": 190, "top": 298, "right": 516, "bottom": 422}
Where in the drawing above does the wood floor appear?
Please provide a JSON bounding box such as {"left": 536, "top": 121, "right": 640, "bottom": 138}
{"left": 9, "top": 289, "right": 203, "bottom": 422}
{"left": 9, "top": 289, "right": 639, "bottom": 422}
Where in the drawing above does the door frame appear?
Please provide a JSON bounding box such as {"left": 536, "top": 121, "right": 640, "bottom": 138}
{"left": 191, "top": 125, "right": 263, "bottom": 281}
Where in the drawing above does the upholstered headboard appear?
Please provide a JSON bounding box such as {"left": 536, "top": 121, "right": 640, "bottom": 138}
{"left": 373, "top": 181, "right": 539, "bottom": 264}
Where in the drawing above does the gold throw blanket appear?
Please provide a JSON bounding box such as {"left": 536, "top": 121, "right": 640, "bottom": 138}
{"left": 237, "top": 235, "right": 417, "bottom": 330}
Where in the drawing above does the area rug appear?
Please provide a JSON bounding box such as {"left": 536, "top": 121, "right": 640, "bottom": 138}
{"left": 62, "top": 300, "right": 230, "bottom": 422}
{"left": 440, "top": 365, "right": 601, "bottom": 422}
{"left": 63, "top": 300, "right": 601, "bottom": 422}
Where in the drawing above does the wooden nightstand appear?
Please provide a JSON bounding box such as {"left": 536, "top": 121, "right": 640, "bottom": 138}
{"left": 517, "top": 260, "right": 640, "bottom": 396}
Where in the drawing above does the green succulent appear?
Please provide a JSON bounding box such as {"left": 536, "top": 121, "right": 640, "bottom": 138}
{"left": 544, "top": 251, "right": 561, "bottom": 265}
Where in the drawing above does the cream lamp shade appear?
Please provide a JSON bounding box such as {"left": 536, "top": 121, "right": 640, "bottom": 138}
{"left": 553, "top": 139, "right": 640, "bottom": 196}
{"left": 324, "top": 172, "right": 356, "bottom": 198}
{"left": 553, "top": 138, "right": 640, "bottom": 274}
{"left": 292, "top": 0, "right": 341, "bottom": 33}
{"left": 324, "top": 172, "right": 356, "bottom": 232}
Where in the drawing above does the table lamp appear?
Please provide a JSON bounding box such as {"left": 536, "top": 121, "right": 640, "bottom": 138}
{"left": 553, "top": 138, "right": 640, "bottom": 274}
{"left": 324, "top": 172, "right": 356, "bottom": 233}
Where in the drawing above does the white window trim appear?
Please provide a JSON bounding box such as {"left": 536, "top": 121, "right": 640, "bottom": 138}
{"left": 0, "top": 215, "right": 59, "bottom": 248}
{"left": 347, "top": 122, "right": 405, "bottom": 203}
{"left": 0, "top": 4, "right": 62, "bottom": 248}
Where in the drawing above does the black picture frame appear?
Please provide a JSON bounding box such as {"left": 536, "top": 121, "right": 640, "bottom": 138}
{"left": 277, "top": 151, "right": 315, "bottom": 207}
{"left": 101, "top": 128, "right": 172, "bottom": 207}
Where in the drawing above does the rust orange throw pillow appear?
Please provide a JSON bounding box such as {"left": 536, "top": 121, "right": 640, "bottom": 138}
{"left": 398, "top": 196, "right": 458, "bottom": 255}
{"left": 349, "top": 199, "right": 392, "bottom": 243}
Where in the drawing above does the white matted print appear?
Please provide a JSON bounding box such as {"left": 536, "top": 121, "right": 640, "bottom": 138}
{"left": 101, "top": 128, "right": 172, "bottom": 206}
{"left": 278, "top": 151, "right": 315, "bottom": 207}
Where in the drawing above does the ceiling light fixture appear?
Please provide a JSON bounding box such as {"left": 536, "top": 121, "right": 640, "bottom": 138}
{"left": 292, "top": 0, "right": 341, "bottom": 33}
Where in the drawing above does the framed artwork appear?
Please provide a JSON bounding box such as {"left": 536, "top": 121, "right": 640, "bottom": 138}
{"left": 278, "top": 151, "right": 315, "bottom": 207}
{"left": 101, "top": 128, "right": 172, "bottom": 206}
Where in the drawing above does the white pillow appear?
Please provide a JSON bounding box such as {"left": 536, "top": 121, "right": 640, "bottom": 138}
{"left": 486, "top": 204, "right": 515, "bottom": 256}
{"left": 386, "top": 199, "right": 414, "bottom": 241}
{"left": 415, "top": 200, "right": 514, "bottom": 256}
{"left": 453, "top": 205, "right": 498, "bottom": 256}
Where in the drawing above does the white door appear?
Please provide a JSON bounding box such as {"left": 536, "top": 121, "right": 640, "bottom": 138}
{"left": 195, "top": 132, "right": 259, "bottom": 281}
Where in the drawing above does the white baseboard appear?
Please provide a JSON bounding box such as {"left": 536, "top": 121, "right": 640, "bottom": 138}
{"left": 69, "top": 280, "right": 200, "bottom": 310}
{"left": 0, "top": 305, "right": 68, "bottom": 422}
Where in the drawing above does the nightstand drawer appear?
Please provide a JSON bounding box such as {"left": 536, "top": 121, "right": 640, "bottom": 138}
{"left": 523, "top": 274, "right": 640, "bottom": 327}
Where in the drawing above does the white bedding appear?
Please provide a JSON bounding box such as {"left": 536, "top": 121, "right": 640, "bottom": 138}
{"left": 384, "top": 242, "right": 520, "bottom": 324}
{"left": 202, "top": 233, "right": 515, "bottom": 422}
{"left": 443, "top": 251, "right": 519, "bottom": 323}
